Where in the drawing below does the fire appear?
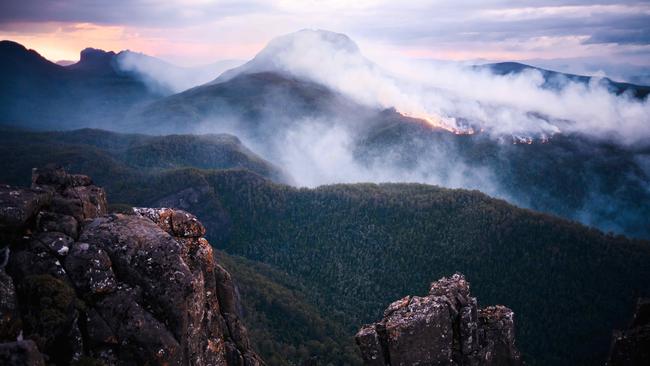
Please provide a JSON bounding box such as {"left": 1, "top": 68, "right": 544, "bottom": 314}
{"left": 398, "top": 111, "right": 476, "bottom": 135}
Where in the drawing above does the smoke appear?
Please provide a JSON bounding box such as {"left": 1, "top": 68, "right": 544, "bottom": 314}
{"left": 226, "top": 29, "right": 649, "bottom": 145}
{"left": 271, "top": 119, "right": 499, "bottom": 191}
{"left": 116, "top": 51, "right": 243, "bottom": 93}
{"left": 122, "top": 29, "right": 649, "bottom": 238}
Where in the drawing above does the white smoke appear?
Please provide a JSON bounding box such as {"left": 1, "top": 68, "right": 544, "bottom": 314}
{"left": 275, "top": 118, "right": 500, "bottom": 193}
{"left": 224, "top": 29, "right": 650, "bottom": 145}
{"left": 116, "top": 51, "right": 243, "bottom": 93}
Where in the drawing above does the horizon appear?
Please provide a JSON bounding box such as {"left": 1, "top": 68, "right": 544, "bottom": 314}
{"left": 1, "top": 1, "right": 649, "bottom": 84}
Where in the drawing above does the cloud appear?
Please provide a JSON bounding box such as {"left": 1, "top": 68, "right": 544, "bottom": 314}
{"left": 116, "top": 51, "right": 243, "bottom": 93}
{"left": 1, "top": 1, "right": 650, "bottom": 70}
{"left": 0, "top": 0, "right": 272, "bottom": 27}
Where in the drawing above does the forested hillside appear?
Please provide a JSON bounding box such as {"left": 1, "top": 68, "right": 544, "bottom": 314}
{"left": 203, "top": 169, "right": 650, "bottom": 366}
{"left": 217, "top": 252, "right": 361, "bottom": 365}
{"left": 1, "top": 128, "right": 648, "bottom": 365}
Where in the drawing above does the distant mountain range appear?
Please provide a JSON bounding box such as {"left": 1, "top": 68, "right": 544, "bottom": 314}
{"left": 1, "top": 33, "right": 649, "bottom": 239}
{"left": 480, "top": 61, "right": 650, "bottom": 99}
{"left": 1, "top": 31, "right": 650, "bottom": 365}
{"left": 0, "top": 40, "right": 239, "bottom": 130}
{"left": 0, "top": 41, "right": 159, "bottom": 130}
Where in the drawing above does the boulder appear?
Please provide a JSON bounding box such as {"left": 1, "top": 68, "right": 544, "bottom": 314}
{"left": 356, "top": 273, "right": 522, "bottom": 366}
{"left": 63, "top": 242, "right": 117, "bottom": 296}
{"left": 0, "top": 184, "right": 52, "bottom": 241}
{"left": 36, "top": 211, "right": 79, "bottom": 239}
{"left": 134, "top": 207, "right": 206, "bottom": 238}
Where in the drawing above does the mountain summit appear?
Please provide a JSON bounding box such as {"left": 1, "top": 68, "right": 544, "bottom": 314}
{"left": 215, "top": 29, "right": 368, "bottom": 83}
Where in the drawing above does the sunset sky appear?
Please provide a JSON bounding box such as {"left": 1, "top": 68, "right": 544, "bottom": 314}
{"left": 1, "top": 0, "right": 649, "bottom": 81}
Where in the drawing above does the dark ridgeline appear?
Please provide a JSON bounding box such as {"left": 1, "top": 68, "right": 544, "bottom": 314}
{"left": 0, "top": 41, "right": 163, "bottom": 131}
{"left": 0, "top": 166, "right": 263, "bottom": 365}
{"left": 356, "top": 273, "right": 521, "bottom": 366}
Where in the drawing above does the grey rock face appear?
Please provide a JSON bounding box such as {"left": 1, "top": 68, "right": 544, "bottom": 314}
{"left": 356, "top": 273, "right": 522, "bottom": 366}
{"left": 0, "top": 167, "right": 264, "bottom": 366}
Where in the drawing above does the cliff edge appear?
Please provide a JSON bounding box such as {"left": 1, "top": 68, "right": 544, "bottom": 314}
{"left": 0, "top": 166, "right": 263, "bottom": 366}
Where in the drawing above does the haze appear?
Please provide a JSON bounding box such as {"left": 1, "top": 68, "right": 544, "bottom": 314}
{"left": 1, "top": 0, "right": 650, "bottom": 83}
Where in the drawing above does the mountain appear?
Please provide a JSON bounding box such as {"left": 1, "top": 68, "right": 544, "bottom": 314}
{"left": 0, "top": 127, "right": 288, "bottom": 187}
{"left": 0, "top": 41, "right": 164, "bottom": 130}
{"left": 128, "top": 70, "right": 383, "bottom": 137}
{"left": 0, "top": 41, "right": 238, "bottom": 131}
{"left": 3, "top": 33, "right": 649, "bottom": 239}
{"left": 115, "top": 51, "right": 243, "bottom": 93}
{"left": 481, "top": 61, "right": 650, "bottom": 99}
{"left": 213, "top": 29, "right": 366, "bottom": 83}
{"left": 132, "top": 73, "right": 650, "bottom": 239}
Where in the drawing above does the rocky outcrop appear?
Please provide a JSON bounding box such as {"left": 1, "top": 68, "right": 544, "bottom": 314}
{"left": 356, "top": 273, "right": 521, "bottom": 366}
{"left": 0, "top": 166, "right": 263, "bottom": 366}
{"left": 0, "top": 340, "right": 46, "bottom": 366}
{"left": 607, "top": 298, "right": 650, "bottom": 366}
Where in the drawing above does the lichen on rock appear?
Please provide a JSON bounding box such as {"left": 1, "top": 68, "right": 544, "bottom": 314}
{"left": 0, "top": 166, "right": 264, "bottom": 366}
{"left": 356, "top": 273, "right": 522, "bottom": 366}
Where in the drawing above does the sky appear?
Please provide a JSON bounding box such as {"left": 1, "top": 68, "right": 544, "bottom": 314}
{"left": 1, "top": 0, "right": 649, "bottom": 82}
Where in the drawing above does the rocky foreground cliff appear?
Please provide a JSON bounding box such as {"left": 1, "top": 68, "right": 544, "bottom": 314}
{"left": 607, "top": 298, "right": 650, "bottom": 366}
{"left": 356, "top": 273, "right": 522, "bottom": 366}
{"left": 0, "top": 166, "right": 263, "bottom": 365}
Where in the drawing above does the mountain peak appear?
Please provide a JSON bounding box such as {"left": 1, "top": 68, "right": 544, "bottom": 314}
{"left": 0, "top": 40, "right": 59, "bottom": 70}
{"left": 69, "top": 47, "right": 118, "bottom": 71}
{"left": 265, "top": 29, "right": 360, "bottom": 54}
{"left": 213, "top": 29, "right": 365, "bottom": 83}
{"left": 0, "top": 40, "right": 28, "bottom": 53}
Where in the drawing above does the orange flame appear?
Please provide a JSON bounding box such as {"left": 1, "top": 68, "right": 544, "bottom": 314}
{"left": 398, "top": 111, "right": 476, "bottom": 135}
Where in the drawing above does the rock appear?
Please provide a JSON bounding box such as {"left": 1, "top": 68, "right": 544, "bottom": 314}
{"left": 0, "top": 269, "right": 21, "bottom": 341}
{"left": 63, "top": 242, "right": 117, "bottom": 296}
{"left": 16, "top": 274, "right": 80, "bottom": 365}
{"left": 31, "top": 166, "right": 69, "bottom": 189}
{"left": 31, "top": 165, "right": 93, "bottom": 190}
{"left": 134, "top": 207, "right": 206, "bottom": 238}
{"left": 0, "top": 184, "right": 52, "bottom": 242}
{"left": 79, "top": 214, "right": 197, "bottom": 340}
{"left": 93, "top": 286, "right": 183, "bottom": 366}
{"left": 7, "top": 237, "right": 70, "bottom": 283}
{"left": 50, "top": 185, "right": 107, "bottom": 222}
{"left": 0, "top": 167, "right": 264, "bottom": 366}
{"left": 0, "top": 340, "right": 46, "bottom": 366}
{"left": 355, "top": 325, "right": 386, "bottom": 366}
{"left": 36, "top": 211, "right": 79, "bottom": 239}
{"left": 356, "top": 273, "right": 522, "bottom": 366}
{"left": 31, "top": 231, "right": 75, "bottom": 258}
{"left": 607, "top": 298, "right": 650, "bottom": 366}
